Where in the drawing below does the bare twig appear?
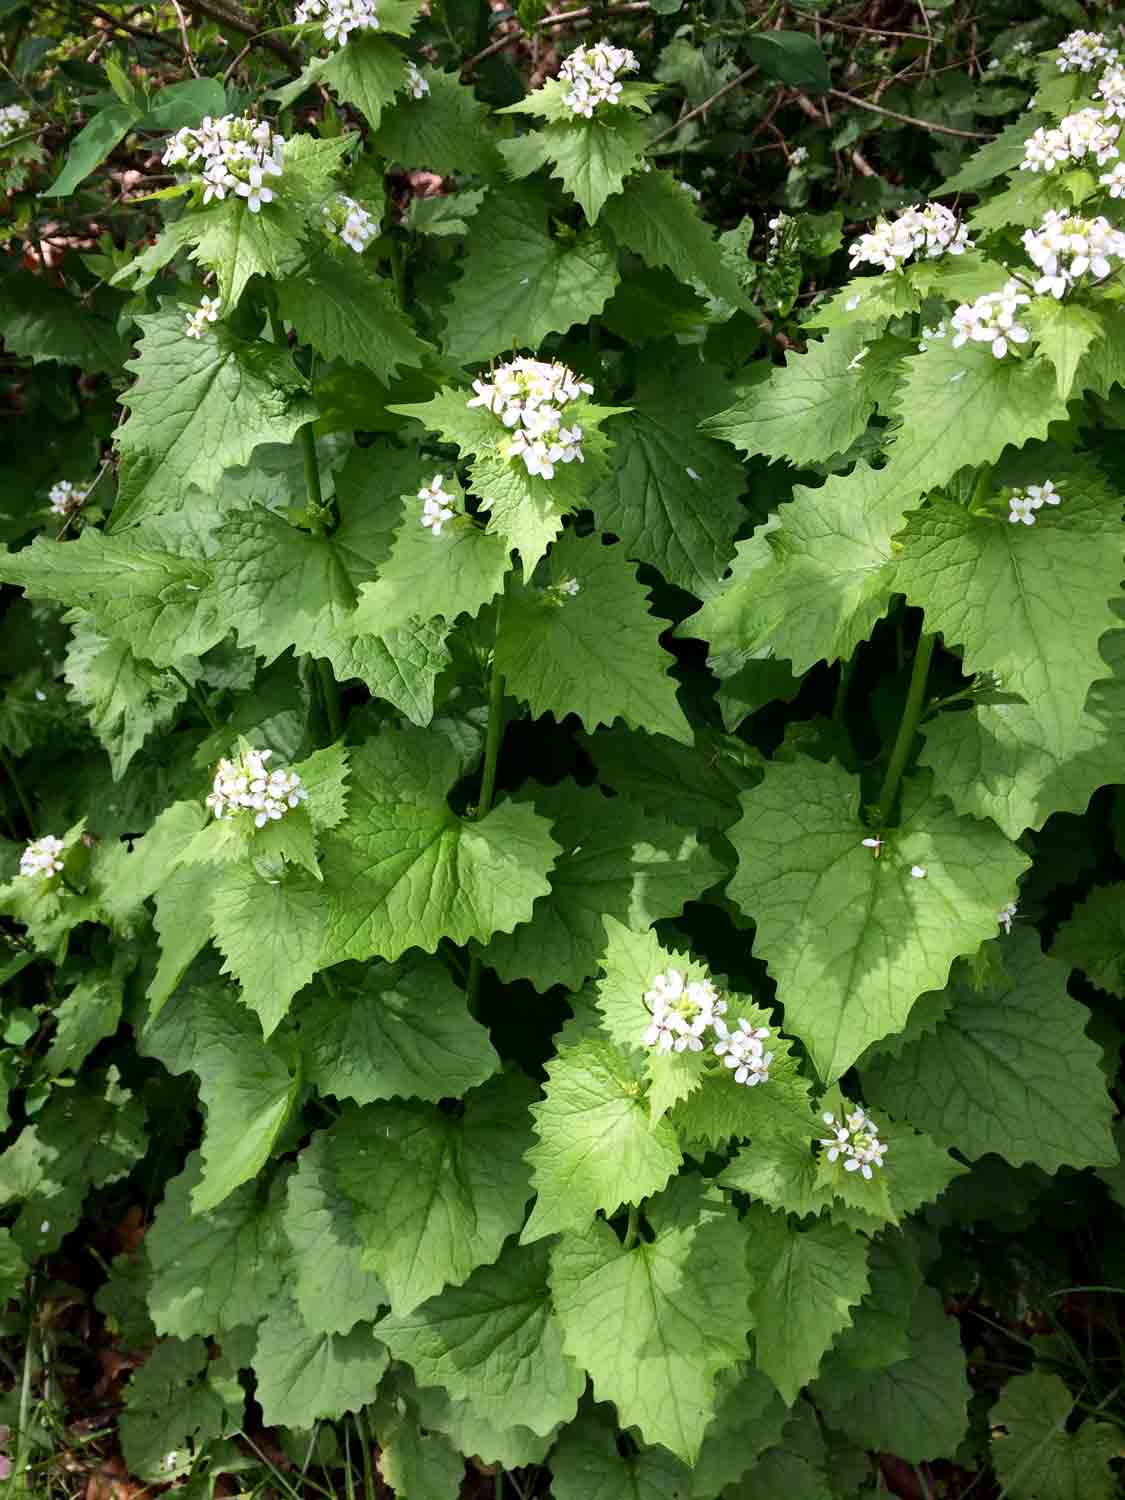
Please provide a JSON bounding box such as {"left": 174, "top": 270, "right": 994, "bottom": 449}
{"left": 828, "top": 87, "right": 993, "bottom": 139}
{"left": 462, "top": 1, "right": 649, "bottom": 76}
{"left": 647, "top": 63, "right": 759, "bottom": 148}
{"left": 222, "top": 37, "right": 254, "bottom": 82}
{"left": 168, "top": 0, "right": 201, "bottom": 74}
{"left": 50, "top": 0, "right": 181, "bottom": 54}
{"left": 186, "top": 0, "right": 300, "bottom": 66}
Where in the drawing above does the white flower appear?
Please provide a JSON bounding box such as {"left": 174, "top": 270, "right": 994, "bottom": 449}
{"left": 1056, "top": 29, "right": 1117, "bottom": 73}
{"left": 1011, "top": 39, "right": 1033, "bottom": 57}
{"left": 766, "top": 211, "right": 794, "bottom": 264}
{"left": 1100, "top": 161, "right": 1125, "bottom": 197}
{"left": 790, "top": 145, "right": 809, "bottom": 166}
{"left": 713, "top": 1016, "right": 773, "bottom": 1086}
{"left": 0, "top": 103, "right": 30, "bottom": 144}
{"left": 848, "top": 202, "right": 972, "bottom": 272}
{"left": 998, "top": 901, "right": 1018, "bottom": 934}
{"left": 910, "top": 865, "right": 928, "bottom": 879}
{"left": 1096, "top": 63, "right": 1125, "bottom": 119}
{"left": 205, "top": 747, "right": 307, "bottom": 828}
{"left": 545, "top": 576, "right": 581, "bottom": 605}
{"left": 163, "top": 115, "right": 285, "bottom": 210}
{"left": 20, "top": 835, "right": 64, "bottom": 879}
{"left": 641, "top": 968, "right": 729, "bottom": 1056}
{"left": 294, "top": 0, "right": 379, "bottom": 45}
{"left": 467, "top": 357, "right": 594, "bottom": 481}
{"left": 1021, "top": 108, "right": 1120, "bottom": 173}
{"left": 405, "top": 61, "right": 430, "bottom": 99}
{"left": 818, "top": 1108, "right": 887, "bottom": 1180}
{"left": 559, "top": 39, "right": 639, "bottom": 118}
{"left": 862, "top": 836, "right": 883, "bottom": 855}
{"left": 185, "top": 293, "right": 221, "bottom": 339}
{"left": 678, "top": 180, "right": 702, "bottom": 202}
{"left": 47, "top": 479, "right": 88, "bottom": 516}
{"left": 1022, "top": 209, "right": 1125, "bottom": 297}
{"left": 950, "top": 280, "right": 1031, "bottom": 359}
{"left": 417, "top": 475, "right": 457, "bottom": 535}
{"left": 919, "top": 320, "right": 947, "bottom": 350}
{"left": 1007, "top": 478, "right": 1061, "bottom": 526}
{"left": 322, "top": 192, "right": 378, "bottom": 252}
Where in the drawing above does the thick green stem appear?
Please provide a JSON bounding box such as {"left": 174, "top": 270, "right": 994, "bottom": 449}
{"left": 169, "top": 665, "right": 218, "bottom": 729}
{"left": 465, "top": 614, "right": 507, "bottom": 1018}
{"left": 622, "top": 1204, "right": 640, "bottom": 1251}
{"left": 317, "top": 658, "right": 343, "bottom": 744}
{"left": 877, "top": 630, "right": 936, "bottom": 822}
{"left": 300, "top": 421, "right": 325, "bottom": 533}
{"left": 832, "top": 656, "right": 853, "bottom": 725}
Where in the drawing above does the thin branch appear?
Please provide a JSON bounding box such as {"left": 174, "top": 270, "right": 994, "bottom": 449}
{"left": 222, "top": 37, "right": 253, "bottom": 82}
{"left": 827, "top": 87, "right": 993, "bottom": 139}
{"left": 168, "top": 0, "right": 201, "bottom": 74}
{"left": 186, "top": 0, "right": 300, "bottom": 67}
{"left": 52, "top": 0, "right": 181, "bottom": 54}
{"left": 647, "top": 63, "right": 758, "bottom": 148}
{"left": 462, "top": 1, "right": 649, "bottom": 76}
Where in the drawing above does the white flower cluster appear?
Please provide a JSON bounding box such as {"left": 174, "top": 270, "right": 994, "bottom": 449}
{"left": 950, "top": 281, "right": 1031, "bottom": 359}
{"left": 1096, "top": 63, "right": 1125, "bottom": 120}
{"left": 546, "top": 576, "right": 581, "bottom": 603}
{"left": 468, "top": 357, "right": 593, "bottom": 481}
{"left": 918, "top": 320, "right": 947, "bottom": 350}
{"left": 641, "top": 969, "right": 773, "bottom": 1087}
{"left": 322, "top": 193, "right": 378, "bottom": 252}
{"left": 162, "top": 115, "right": 285, "bottom": 211}
{"left": 819, "top": 1108, "right": 887, "bottom": 1180}
{"left": 848, "top": 202, "right": 973, "bottom": 272}
{"left": 47, "top": 479, "right": 87, "bottom": 517}
{"left": 1010, "top": 39, "right": 1033, "bottom": 58}
{"left": 0, "top": 103, "right": 30, "bottom": 143}
{"left": 294, "top": 0, "right": 378, "bottom": 45}
{"left": 790, "top": 145, "right": 809, "bottom": 166}
{"left": 418, "top": 475, "right": 457, "bottom": 535}
{"left": 766, "top": 212, "right": 793, "bottom": 264}
{"left": 205, "top": 747, "right": 307, "bottom": 827}
{"left": 1008, "top": 478, "right": 1060, "bottom": 525}
{"left": 1101, "top": 162, "right": 1125, "bottom": 197}
{"left": 185, "top": 294, "right": 221, "bottom": 338}
{"left": 1022, "top": 209, "right": 1125, "bottom": 298}
{"left": 1021, "top": 108, "right": 1120, "bottom": 172}
{"left": 558, "top": 40, "right": 639, "bottom": 119}
{"left": 20, "top": 835, "right": 64, "bottom": 880}
{"left": 1056, "top": 29, "right": 1117, "bottom": 73}
{"left": 406, "top": 61, "right": 430, "bottom": 99}
{"left": 998, "top": 901, "right": 1018, "bottom": 933}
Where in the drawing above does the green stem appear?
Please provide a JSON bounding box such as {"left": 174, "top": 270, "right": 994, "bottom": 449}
{"left": 494, "top": 1467, "right": 504, "bottom": 1500}
{"left": 169, "top": 665, "right": 218, "bottom": 729}
{"left": 832, "top": 656, "right": 853, "bottom": 725}
{"left": 877, "top": 630, "right": 936, "bottom": 823}
{"left": 387, "top": 234, "right": 407, "bottom": 309}
{"left": 13, "top": 1279, "right": 33, "bottom": 1489}
{"left": 300, "top": 421, "right": 325, "bottom": 533}
{"left": 317, "top": 658, "right": 343, "bottom": 744}
{"left": 622, "top": 1204, "right": 640, "bottom": 1251}
{"left": 0, "top": 746, "right": 34, "bottom": 834}
{"left": 465, "top": 610, "right": 507, "bottom": 1019}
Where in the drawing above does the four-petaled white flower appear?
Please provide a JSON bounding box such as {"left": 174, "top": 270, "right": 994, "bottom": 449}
{"left": 47, "top": 479, "right": 88, "bottom": 516}
{"left": 406, "top": 61, "right": 430, "bottom": 99}
{"left": 713, "top": 1017, "right": 774, "bottom": 1086}
{"left": 862, "top": 836, "right": 883, "bottom": 856}
{"left": 322, "top": 192, "right": 378, "bottom": 252}
{"left": 20, "top": 835, "right": 64, "bottom": 880}
{"left": 910, "top": 865, "right": 928, "bottom": 879}
{"left": 1021, "top": 108, "right": 1120, "bottom": 173}
{"left": 1007, "top": 478, "right": 1060, "bottom": 526}
{"left": 1022, "top": 209, "right": 1125, "bottom": 299}
{"left": 418, "top": 475, "right": 457, "bottom": 535}
{"left": 559, "top": 39, "right": 639, "bottom": 118}
{"left": 294, "top": 0, "right": 379, "bottom": 45}
{"left": 1099, "top": 161, "right": 1125, "bottom": 197}
{"left": 1056, "top": 29, "right": 1117, "bottom": 73}
{"left": 0, "top": 103, "right": 30, "bottom": 144}
{"left": 468, "top": 357, "right": 593, "bottom": 481}
{"left": 1096, "top": 62, "right": 1125, "bottom": 120}
{"left": 790, "top": 145, "right": 809, "bottom": 166}
{"left": 642, "top": 968, "right": 729, "bottom": 1055}
{"left": 185, "top": 294, "right": 221, "bottom": 339}
{"left": 206, "top": 747, "right": 307, "bottom": 828}
{"left": 162, "top": 115, "right": 285, "bottom": 211}
{"left": 998, "top": 901, "right": 1018, "bottom": 934}
{"left": 919, "top": 320, "right": 947, "bottom": 351}
{"left": 819, "top": 1108, "right": 887, "bottom": 1180}
{"left": 950, "top": 281, "right": 1031, "bottom": 359}
{"left": 848, "top": 202, "right": 973, "bottom": 273}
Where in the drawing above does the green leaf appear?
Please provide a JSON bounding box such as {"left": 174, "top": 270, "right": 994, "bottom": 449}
{"left": 940, "top": 112, "right": 1050, "bottom": 193}
{"left": 588, "top": 358, "right": 746, "bottom": 596}
{"left": 211, "top": 502, "right": 450, "bottom": 725}
{"left": 253, "top": 1302, "right": 389, "bottom": 1428}
{"left": 139, "top": 984, "right": 300, "bottom": 1212}
{"left": 376, "top": 1238, "right": 584, "bottom": 1435}
{"left": 549, "top": 1178, "right": 753, "bottom": 1464}
{"left": 521, "top": 1023, "right": 682, "bottom": 1242}
{"left": 549, "top": 1405, "right": 690, "bottom": 1500}
{"left": 1053, "top": 884, "right": 1125, "bottom": 995}
{"left": 42, "top": 100, "right": 141, "bottom": 197}
{"left": 45, "top": 969, "right": 124, "bottom": 1075}
{"left": 1028, "top": 298, "right": 1104, "bottom": 400}
{"left": 111, "top": 307, "right": 317, "bottom": 531}
{"left": 813, "top": 1288, "right": 970, "bottom": 1463}
{"left": 728, "top": 757, "right": 1029, "bottom": 1081}
{"left": 822, "top": 1231, "right": 923, "bottom": 1372}
{"left": 862, "top": 931, "right": 1117, "bottom": 1171}
{"left": 704, "top": 325, "right": 878, "bottom": 466}
{"left": 209, "top": 864, "right": 328, "bottom": 1037}
{"left": 0, "top": 269, "right": 130, "bottom": 373}
{"left": 119, "top": 1336, "right": 231, "bottom": 1483}
{"left": 441, "top": 185, "right": 619, "bottom": 364}
{"left": 496, "top": 531, "right": 690, "bottom": 743}
{"left": 319, "top": 33, "right": 409, "bottom": 129}
{"left": 376, "top": 1397, "right": 466, "bottom": 1499}
{"left": 0, "top": 1228, "right": 28, "bottom": 1305}
{"left": 745, "top": 1205, "right": 870, "bottom": 1403}
{"left": 319, "top": 729, "right": 560, "bottom": 965}
{"left": 331, "top": 1073, "right": 536, "bottom": 1313}
{"left": 483, "top": 782, "right": 723, "bottom": 993}
{"left": 991, "top": 1371, "right": 1120, "bottom": 1500}
{"left": 894, "top": 480, "right": 1123, "bottom": 735}
{"left": 139, "top": 77, "right": 227, "bottom": 130}
{"left": 147, "top": 1152, "right": 289, "bottom": 1337}
{"left": 64, "top": 616, "right": 192, "bottom": 780}
{"left": 276, "top": 249, "right": 432, "bottom": 383}
{"left": 412, "top": 1382, "right": 556, "bottom": 1468}
{"left": 680, "top": 463, "right": 899, "bottom": 677}
{"left": 283, "top": 1133, "right": 388, "bottom": 1335}
{"left": 299, "top": 959, "right": 499, "bottom": 1104}
{"left": 351, "top": 493, "right": 511, "bottom": 633}
{"left": 746, "top": 29, "right": 830, "bottom": 90}
{"left": 500, "top": 114, "right": 649, "bottom": 224}
{"left": 374, "top": 66, "right": 498, "bottom": 175}
{"left": 147, "top": 861, "right": 214, "bottom": 1015}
